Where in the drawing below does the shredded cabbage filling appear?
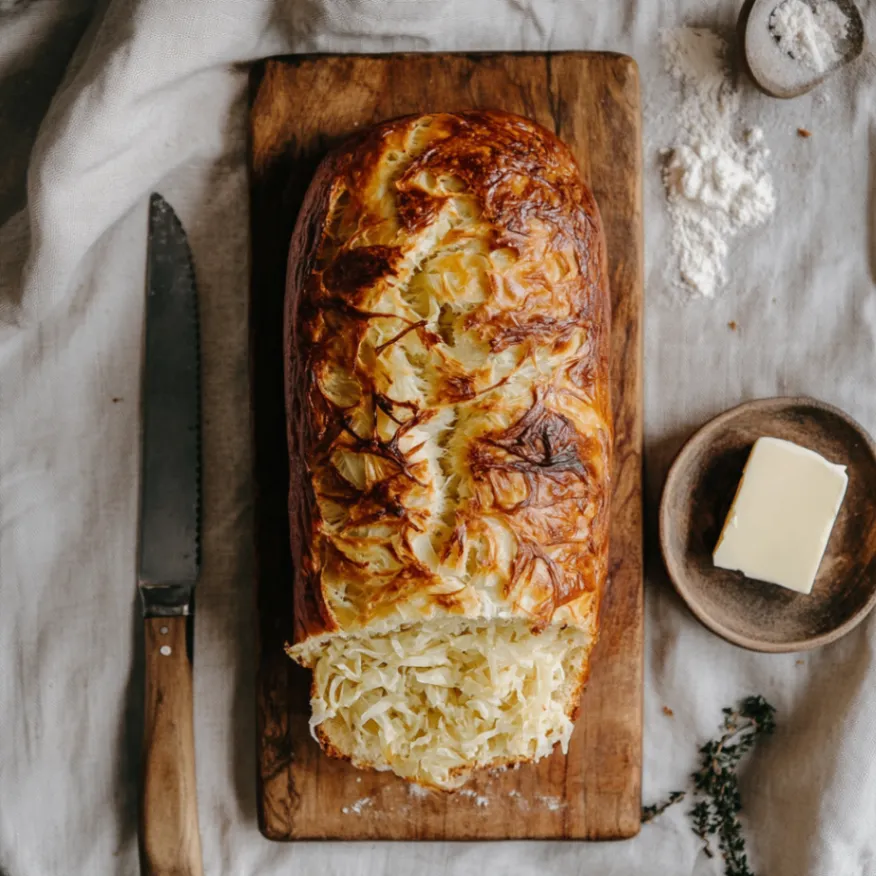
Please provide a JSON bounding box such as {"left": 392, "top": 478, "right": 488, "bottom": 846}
{"left": 302, "top": 618, "right": 589, "bottom": 789}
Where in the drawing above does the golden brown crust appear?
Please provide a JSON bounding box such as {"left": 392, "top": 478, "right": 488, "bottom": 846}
{"left": 285, "top": 111, "right": 611, "bottom": 649}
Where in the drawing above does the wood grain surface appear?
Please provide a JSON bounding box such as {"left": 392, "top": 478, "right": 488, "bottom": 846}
{"left": 249, "top": 52, "right": 644, "bottom": 841}
{"left": 140, "top": 616, "right": 204, "bottom": 875}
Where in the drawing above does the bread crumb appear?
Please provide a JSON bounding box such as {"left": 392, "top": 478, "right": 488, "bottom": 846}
{"left": 728, "top": 321, "right": 738, "bottom": 331}
{"left": 662, "top": 705, "right": 674, "bottom": 717}
{"left": 509, "top": 791, "right": 529, "bottom": 810}
{"left": 508, "top": 790, "right": 531, "bottom": 811}
{"left": 341, "top": 797, "right": 372, "bottom": 815}
{"left": 797, "top": 127, "right": 812, "bottom": 138}
{"left": 506, "top": 791, "right": 566, "bottom": 811}
{"left": 457, "top": 788, "right": 489, "bottom": 807}
{"left": 536, "top": 795, "right": 566, "bottom": 811}
{"left": 796, "top": 658, "right": 805, "bottom": 665}
{"left": 355, "top": 777, "right": 361, "bottom": 783}
{"left": 112, "top": 397, "right": 123, "bottom": 403}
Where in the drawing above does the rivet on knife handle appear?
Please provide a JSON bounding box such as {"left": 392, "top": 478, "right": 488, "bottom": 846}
{"left": 140, "top": 617, "right": 203, "bottom": 876}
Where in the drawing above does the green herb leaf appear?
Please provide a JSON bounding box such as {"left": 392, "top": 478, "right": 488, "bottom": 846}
{"left": 642, "top": 695, "right": 776, "bottom": 876}
{"left": 641, "top": 790, "right": 686, "bottom": 823}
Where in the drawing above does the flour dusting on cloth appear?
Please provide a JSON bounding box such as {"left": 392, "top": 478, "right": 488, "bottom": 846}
{"left": 770, "top": 0, "right": 848, "bottom": 73}
{"left": 661, "top": 28, "right": 776, "bottom": 299}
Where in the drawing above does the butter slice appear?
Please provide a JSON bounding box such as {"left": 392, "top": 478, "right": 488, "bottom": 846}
{"left": 713, "top": 437, "right": 848, "bottom": 594}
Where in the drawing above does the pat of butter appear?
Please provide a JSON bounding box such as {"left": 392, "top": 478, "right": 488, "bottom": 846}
{"left": 713, "top": 437, "right": 848, "bottom": 594}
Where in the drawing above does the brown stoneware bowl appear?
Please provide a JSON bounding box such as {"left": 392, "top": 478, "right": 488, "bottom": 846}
{"left": 660, "top": 397, "right": 876, "bottom": 652}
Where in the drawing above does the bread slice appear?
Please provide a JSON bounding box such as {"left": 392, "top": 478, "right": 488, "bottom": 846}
{"left": 284, "top": 111, "right": 611, "bottom": 790}
{"left": 288, "top": 618, "right": 593, "bottom": 789}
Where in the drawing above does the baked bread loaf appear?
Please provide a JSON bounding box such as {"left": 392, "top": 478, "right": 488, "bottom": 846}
{"left": 284, "top": 110, "right": 611, "bottom": 790}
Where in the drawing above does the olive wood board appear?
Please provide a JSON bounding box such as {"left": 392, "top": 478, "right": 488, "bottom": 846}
{"left": 249, "top": 51, "right": 644, "bottom": 841}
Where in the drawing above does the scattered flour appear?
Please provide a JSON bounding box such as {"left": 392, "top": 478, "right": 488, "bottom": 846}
{"left": 505, "top": 790, "right": 566, "bottom": 812}
{"left": 661, "top": 28, "right": 776, "bottom": 299}
{"left": 341, "top": 797, "right": 373, "bottom": 815}
{"left": 457, "top": 789, "right": 490, "bottom": 807}
{"left": 770, "top": 0, "right": 848, "bottom": 73}
{"left": 350, "top": 783, "right": 562, "bottom": 814}
{"left": 535, "top": 795, "right": 567, "bottom": 812}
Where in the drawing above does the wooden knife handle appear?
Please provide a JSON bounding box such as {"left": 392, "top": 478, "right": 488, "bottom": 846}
{"left": 140, "top": 616, "right": 204, "bottom": 876}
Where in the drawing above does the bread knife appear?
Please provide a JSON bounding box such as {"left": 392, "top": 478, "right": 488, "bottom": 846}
{"left": 137, "top": 193, "right": 204, "bottom": 876}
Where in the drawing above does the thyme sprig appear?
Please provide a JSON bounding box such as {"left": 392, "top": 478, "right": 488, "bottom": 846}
{"left": 641, "top": 695, "right": 776, "bottom": 876}
{"left": 641, "top": 789, "right": 686, "bottom": 823}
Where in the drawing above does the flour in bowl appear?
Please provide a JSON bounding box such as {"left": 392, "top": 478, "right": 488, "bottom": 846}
{"left": 770, "top": 0, "right": 848, "bottom": 73}
{"left": 661, "top": 28, "right": 776, "bottom": 299}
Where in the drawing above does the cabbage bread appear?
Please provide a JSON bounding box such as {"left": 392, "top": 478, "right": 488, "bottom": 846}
{"left": 284, "top": 110, "right": 612, "bottom": 790}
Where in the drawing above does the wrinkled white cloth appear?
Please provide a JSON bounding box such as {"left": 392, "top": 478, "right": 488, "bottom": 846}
{"left": 2, "top": 1, "right": 876, "bottom": 874}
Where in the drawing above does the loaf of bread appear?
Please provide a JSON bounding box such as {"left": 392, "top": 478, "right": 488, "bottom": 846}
{"left": 284, "top": 110, "right": 611, "bottom": 790}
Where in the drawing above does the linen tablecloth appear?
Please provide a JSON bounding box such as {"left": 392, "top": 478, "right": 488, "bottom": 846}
{"left": 1, "top": 1, "right": 875, "bottom": 873}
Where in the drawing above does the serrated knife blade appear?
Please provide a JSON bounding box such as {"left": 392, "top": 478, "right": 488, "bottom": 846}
{"left": 138, "top": 192, "right": 201, "bottom": 614}
{"left": 137, "top": 192, "right": 204, "bottom": 876}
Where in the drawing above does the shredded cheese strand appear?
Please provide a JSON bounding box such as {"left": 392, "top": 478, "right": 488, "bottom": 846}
{"left": 307, "top": 618, "right": 589, "bottom": 789}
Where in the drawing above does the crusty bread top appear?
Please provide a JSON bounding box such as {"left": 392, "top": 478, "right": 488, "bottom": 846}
{"left": 285, "top": 111, "right": 611, "bottom": 651}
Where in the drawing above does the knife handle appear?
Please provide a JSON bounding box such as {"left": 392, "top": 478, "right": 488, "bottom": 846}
{"left": 140, "top": 616, "right": 204, "bottom": 876}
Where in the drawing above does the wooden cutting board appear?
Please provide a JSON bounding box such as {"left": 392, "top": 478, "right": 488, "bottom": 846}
{"left": 249, "top": 52, "right": 644, "bottom": 841}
